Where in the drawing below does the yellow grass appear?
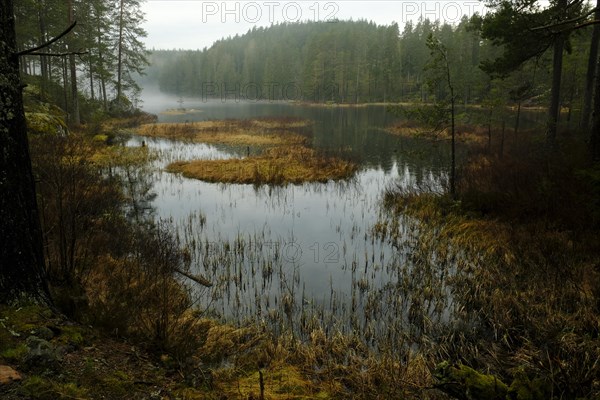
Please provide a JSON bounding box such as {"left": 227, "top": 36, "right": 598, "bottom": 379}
{"left": 167, "top": 145, "right": 356, "bottom": 184}
{"left": 385, "top": 122, "right": 488, "bottom": 144}
{"left": 159, "top": 108, "right": 203, "bottom": 116}
{"left": 135, "top": 117, "right": 311, "bottom": 146}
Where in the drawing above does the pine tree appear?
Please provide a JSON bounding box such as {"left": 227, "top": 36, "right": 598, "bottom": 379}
{"left": 1, "top": 0, "right": 50, "bottom": 303}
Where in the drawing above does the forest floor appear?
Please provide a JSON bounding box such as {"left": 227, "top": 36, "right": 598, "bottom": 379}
{"left": 0, "top": 303, "right": 337, "bottom": 400}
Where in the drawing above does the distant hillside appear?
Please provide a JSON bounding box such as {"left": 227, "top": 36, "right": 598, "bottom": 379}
{"left": 147, "top": 20, "right": 401, "bottom": 102}
{"left": 143, "top": 18, "right": 498, "bottom": 104}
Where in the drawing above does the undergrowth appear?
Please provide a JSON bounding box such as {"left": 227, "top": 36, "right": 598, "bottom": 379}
{"left": 382, "top": 128, "right": 600, "bottom": 398}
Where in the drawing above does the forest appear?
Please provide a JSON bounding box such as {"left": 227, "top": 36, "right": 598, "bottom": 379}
{"left": 152, "top": 17, "right": 580, "bottom": 112}
{"left": 1, "top": 0, "right": 600, "bottom": 398}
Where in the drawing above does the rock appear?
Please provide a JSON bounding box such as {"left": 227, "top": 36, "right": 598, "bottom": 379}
{"left": 24, "top": 336, "right": 61, "bottom": 371}
{"left": 31, "top": 326, "right": 54, "bottom": 341}
{"left": 0, "top": 365, "right": 22, "bottom": 385}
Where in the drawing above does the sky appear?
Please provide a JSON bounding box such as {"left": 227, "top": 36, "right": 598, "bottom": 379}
{"left": 142, "top": 0, "right": 487, "bottom": 50}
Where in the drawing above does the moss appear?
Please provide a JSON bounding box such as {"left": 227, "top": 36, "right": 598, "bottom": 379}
{"left": 507, "top": 369, "right": 547, "bottom": 400}
{"left": 19, "top": 376, "right": 88, "bottom": 400}
{"left": 18, "top": 376, "right": 54, "bottom": 400}
{"left": 100, "top": 370, "right": 135, "bottom": 397}
{"left": 57, "top": 325, "right": 86, "bottom": 348}
{"left": 0, "top": 343, "right": 28, "bottom": 362}
{"left": 92, "top": 134, "right": 109, "bottom": 143}
{"left": 25, "top": 111, "right": 67, "bottom": 136}
{"left": 174, "top": 387, "right": 209, "bottom": 399}
{"left": 0, "top": 304, "right": 52, "bottom": 351}
{"left": 434, "top": 361, "right": 508, "bottom": 400}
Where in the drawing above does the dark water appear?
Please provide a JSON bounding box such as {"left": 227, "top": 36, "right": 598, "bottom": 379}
{"left": 134, "top": 89, "right": 452, "bottom": 335}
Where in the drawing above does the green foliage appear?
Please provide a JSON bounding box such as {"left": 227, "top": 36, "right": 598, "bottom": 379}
{"left": 480, "top": 0, "right": 586, "bottom": 76}
{"left": 15, "top": 0, "right": 149, "bottom": 110}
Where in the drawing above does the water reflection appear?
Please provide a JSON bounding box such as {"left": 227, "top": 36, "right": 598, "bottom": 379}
{"left": 132, "top": 95, "right": 453, "bottom": 347}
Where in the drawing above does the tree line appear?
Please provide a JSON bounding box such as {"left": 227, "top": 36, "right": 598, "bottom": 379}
{"left": 15, "top": 0, "right": 149, "bottom": 125}
{"left": 149, "top": 16, "right": 590, "bottom": 120}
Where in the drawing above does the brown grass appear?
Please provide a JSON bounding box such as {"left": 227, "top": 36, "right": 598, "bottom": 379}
{"left": 385, "top": 121, "right": 488, "bottom": 145}
{"left": 135, "top": 117, "right": 311, "bottom": 146}
{"left": 381, "top": 130, "right": 600, "bottom": 398}
{"left": 167, "top": 145, "right": 356, "bottom": 184}
{"left": 159, "top": 108, "right": 203, "bottom": 116}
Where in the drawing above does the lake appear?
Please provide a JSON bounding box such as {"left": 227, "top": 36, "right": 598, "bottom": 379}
{"left": 132, "top": 89, "right": 465, "bottom": 345}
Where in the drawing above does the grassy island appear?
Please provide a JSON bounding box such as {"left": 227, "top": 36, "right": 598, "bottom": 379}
{"left": 136, "top": 118, "right": 357, "bottom": 184}
{"left": 167, "top": 145, "right": 356, "bottom": 184}
{"left": 135, "top": 117, "right": 310, "bottom": 146}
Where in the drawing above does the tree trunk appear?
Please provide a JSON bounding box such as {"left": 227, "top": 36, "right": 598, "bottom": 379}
{"left": 581, "top": 0, "right": 600, "bottom": 131}
{"left": 116, "top": 0, "right": 124, "bottom": 100}
{"left": 0, "top": 0, "right": 50, "bottom": 302}
{"left": 450, "top": 89, "right": 456, "bottom": 198}
{"left": 547, "top": 5, "right": 566, "bottom": 149}
{"left": 68, "top": 0, "right": 80, "bottom": 126}
{"left": 37, "top": 3, "right": 48, "bottom": 97}
{"left": 89, "top": 56, "right": 95, "bottom": 101}
{"left": 96, "top": 15, "right": 108, "bottom": 110}
{"left": 591, "top": 54, "right": 600, "bottom": 161}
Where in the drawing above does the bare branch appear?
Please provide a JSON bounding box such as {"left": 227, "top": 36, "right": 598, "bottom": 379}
{"left": 17, "top": 22, "right": 77, "bottom": 56}
{"left": 26, "top": 51, "right": 88, "bottom": 57}
{"left": 174, "top": 268, "right": 212, "bottom": 288}
{"left": 530, "top": 8, "right": 597, "bottom": 32}
{"left": 570, "top": 18, "right": 600, "bottom": 30}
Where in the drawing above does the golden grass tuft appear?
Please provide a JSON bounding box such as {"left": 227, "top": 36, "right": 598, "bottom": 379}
{"left": 159, "top": 108, "right": 203, "bottom": 116}
{"left": 386, "top": 121, "right": 488, "bottom": 144}
{"left": 167, "top": 145, "right": 356, "bottom": 184}
{"left": 135, "top": 117, "right": 311, "bottom": 146}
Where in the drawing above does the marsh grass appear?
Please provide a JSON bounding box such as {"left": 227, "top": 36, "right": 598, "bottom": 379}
{"left": 386, "top": 120, "right": 488, "bottom": 145}
{"left": 135, "top": 117, "right": 311, "bottom": 146}
{"left": 381, "top": 187, "right": 600, "bottom": 398}
{"left": 167, "top": 145, "right": 357, "bottom": 184}
{"left": 160, "top": 108, "right": 203, "bottom": 116}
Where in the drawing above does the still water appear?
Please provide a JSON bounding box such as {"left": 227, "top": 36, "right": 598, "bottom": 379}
{"left": 134, "top": 90, "right": 453, "bottom": 341}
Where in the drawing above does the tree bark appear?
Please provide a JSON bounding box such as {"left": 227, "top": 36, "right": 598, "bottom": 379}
{"left": 581, "top": 0, "right": 600, "bottom": 131}
{"left": 0, "top": 0, "right": 50, "bottom": 302}
{"left": 547, "top": 0, "right": 569, "bottom": 149}
{"left": 547, "top": 31, "right": 564, "bottom": 149}
{"left": 591, "top": 54, "right": 600, "bottom": 161}
{"left": 68, "top": 0, "right": 80, "bottom": 125}
{"left": 116, "top": 0, "right": 124, "bottom": 100}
